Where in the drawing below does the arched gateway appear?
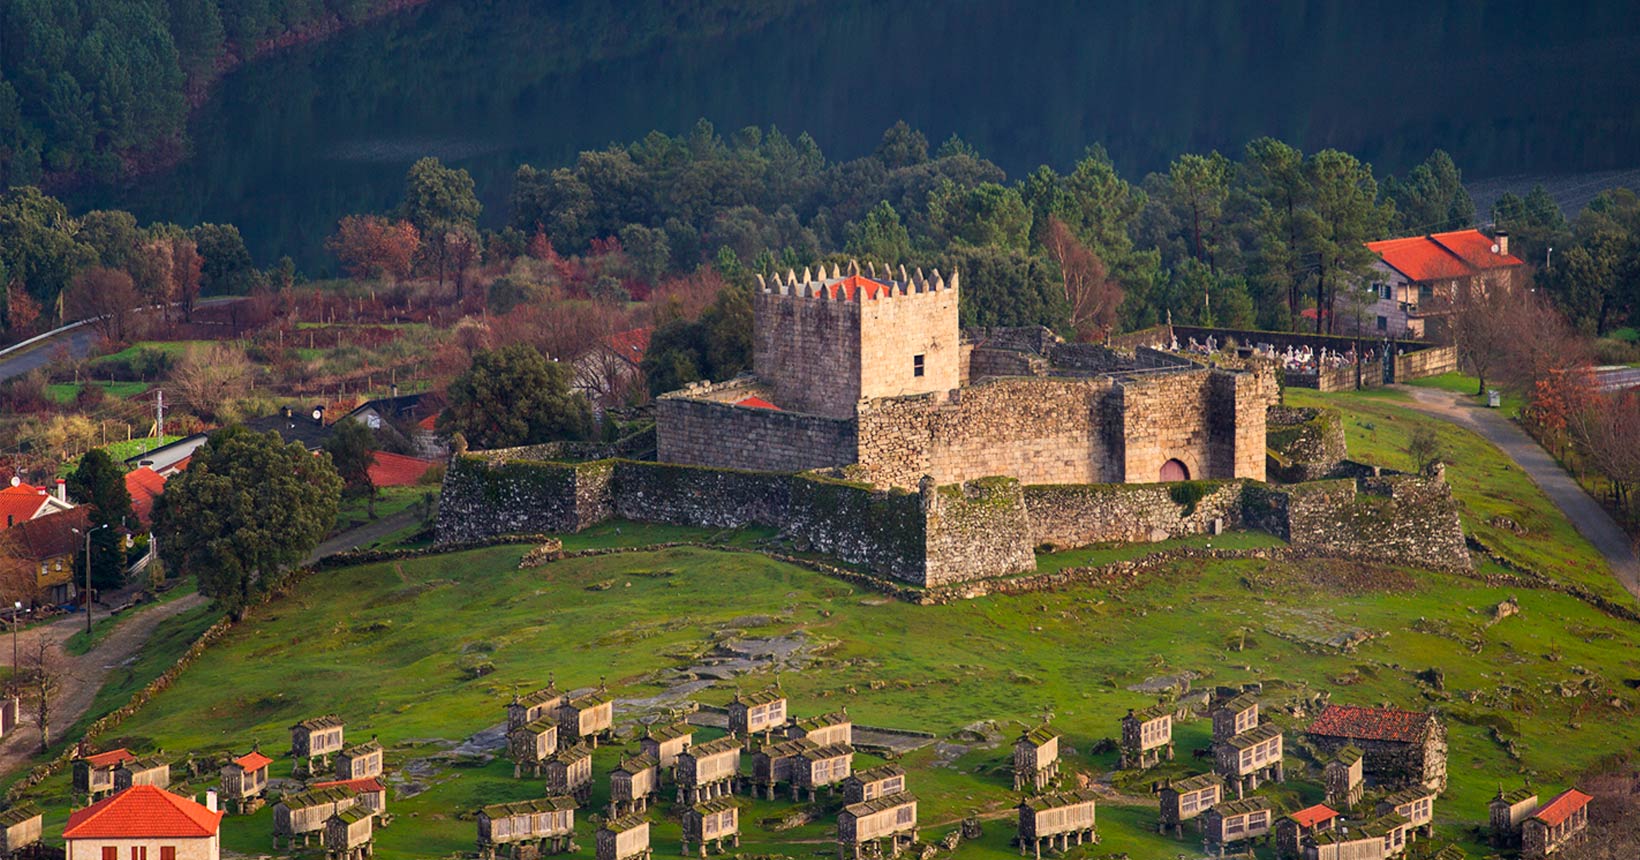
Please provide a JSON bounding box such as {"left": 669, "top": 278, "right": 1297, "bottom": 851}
{"left": 1159, "top": 458, "right": 1190, "bottom": 482}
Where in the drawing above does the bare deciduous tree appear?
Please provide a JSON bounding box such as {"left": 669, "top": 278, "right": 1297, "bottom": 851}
{"left": 24, "top": 635, "right": 65, "bottom": 752}
{"left": 1042, "top": 217, "right": 1123, "bottom": 341}
{"left": 68, "top": 267, "right": 142, "bottom": 345}
{"left": 169, "top": 343, "right": 255, "bottom": 421}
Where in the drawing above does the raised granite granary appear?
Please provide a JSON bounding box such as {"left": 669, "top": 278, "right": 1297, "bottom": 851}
{"left": 596, "top": 813, "right": 651, "bottom": 860}
{"left": 1489, "top": 785, "right": 1539, "bottom": 848}
{"left": 1324, "top": 746, "right": 1365, "bottom": 811}
{"left": 682, "top": 796, "right": 740, "bottom": 857}
{"left": 639, "top": 722, "right": 694, "bottom": 772}
{"left": 476, "top": 796, "right": 576, "bottom": 859}
{"left": 838, "top": 792, "right": 918, "bottom": 860}
{"left": 1013, "top": 725, "right": 1061, "bottom": 792}
{"left": 1016, "top": 789, "right": 1098, "bottom": 859}
{"left": 1155, "top": 773, "right": 1221, "bottom": 837}
{"left": 1305, "top": 705, "right": 1447, "bottom": 792}
{"left": 1212, "top": 723, "right": 1283, "bottom": 799}
{"left": 1202, "top": 797, "right": 1273, "bottom": 850}
{"left": 221, "top": 748, "right": 274, "bottom": 813}
{"left": 1522, "top": 788, "right": 1591, "bottom": 858}
{"left": 508, "top": 684, "right": 566, "bottom": 733}
{"left": 843, "top": 764, "right": 906, "bottom": 805}
{"left": 559, "top": 685, "right": 615, "bottom": 748}
{"left": 1119, "top": 704, "right": 1173, "bottom": 770}
{"left": 610, "top": 753, "right": 659, "bottom": 816}
{"left": 787, "top": 709, "right": 852, "bottom": 747}
{"left": 728, "top": 688, "right": 788, "bottom": 744}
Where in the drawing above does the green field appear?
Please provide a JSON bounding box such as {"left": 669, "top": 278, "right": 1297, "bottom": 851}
{"left": 43, "top": 380, "right": 152, "bottom": 404}
{"left": 8, "top": 386, "right": 1635, "bottom": 859}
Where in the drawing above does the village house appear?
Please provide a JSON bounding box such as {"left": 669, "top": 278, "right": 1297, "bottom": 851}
{"left": 544, "top": 744, "right": 594, "bottom": 803}
{"left": 792, "top": 743, "right": 854, "bottom": 800}
{"left": 1488, "top": 785, "right": 1539, "bottom": 848}
{"left": 507, "top": 684, "right": 566, "bottom": 733}
{"left": 291, "top": 715, "right": 347, "bottom": 777}
{"left": 1211, "top": 692, "right": 1260, "bottom": 743}
{"left": 1325, "top": 746, "right": 1365, "bottom": 811}
{"left": 125, "top": 466, "right": 166, "bottom": 534}
{"left": 0, "top": 805, "right": 42, "bottom": 856}
{"left": 220, "top": 749, "right": 274, "bottom": 813}
{"left": 639, "top": 722, "right": 694, "bottom": 772}
{"left": 476, "top": 796, "right": 577, "bottom": 859}
{"left": 1306, "top": 705, "right": 1447, "bottom": 792}
{"left": 336, "top": 739, "right": 384, "bottom": 781}
{"left": 63, "top": 786, "right": 224, "bottom": 860}
{"left": 844, "top": 764, "right": 906, "bottom": 805}
{"left": 677, "top": 735, "right": 741, "bottom": 804}
{"left": 610, "top": 753, "right": 659, "bottom": 815}
{"left": 114, "top": 756, "right": 171, "bottom": 791}
{"left": 596, "top": 813, "right": 651, "bottom": 860}
{"left": 574, "top": 327, "right": 652, "bottom": 411}
{"left": 0, "top": 479, "right": 75, "bottom": 530}
{"left": 323, "top": 807, "right": 374, "bottom": 860}
{"left": 1015, "top": 789, "right": 1098, "bottom": 859}
{"left": 1275, "top": 804, "right": 1338, "bottom": 859}
{"left": 1521, "top": 788, "right": 1592, "bottom": 857}
{"left": 342, "top": 390, "right": 448, "bottom": 460}
{"left": 787, "top": 709, "right": 852, "bottom": 746}
{"left": 838, "top": 792, "right": 918, "bottom": 860}
{"left": 1013, "top": 725, "right": 1060, "bottom": 792}
{"left": 1119, "top": 704, "right": 1173, "bottom": 770}
{"left": 1, "top": 506, "right": 88, "bottom": 605}
{"left": 1154, "top": 773, "right": 1221, "bottom": 837}
{"left": 750, "top": 738, "right": 815, "bottom": 799}
{"left": 510, "top": 716, "right": 559, "bottom": 777}
{"left": 1335, "top": 229, "right": 1525, "bottom": 338}
{"left": 559, "top": 686, "right": 615, "bottom": 748}
{"left": 728, "top": 688, "right": 788, "bottom": 745}
{"left": 1202, "top": 797, "right": 1273, "bottom": 851}
{"left": 681, "top": 796, "right": 740, "bottom": 857}
{"left": 1376, "top": 787, "right": 1436, "bottom": 840}
{"left": 275, "top": 785, "right": 357, "bottom": 849}
{"left": 309, "top": 778, "right": 387, "bottom": 817}
{"left": 72, "top": 748, "right": 134, "bottom": 803}
{"left": 1213, "top": 722, "right": 1284, "bottom": 798}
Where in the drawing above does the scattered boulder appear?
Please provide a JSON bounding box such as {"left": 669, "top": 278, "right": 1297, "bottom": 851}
{"left": 1488, "top": 596, "right": 1521, "bottom": 627}
{"left": 1488, "top": 515, "right": 1527, "bottom": 535}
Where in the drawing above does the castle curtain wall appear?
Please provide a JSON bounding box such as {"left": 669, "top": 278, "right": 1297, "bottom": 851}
{"left": 655, "top": 397, "right": 858, "bottom": 473}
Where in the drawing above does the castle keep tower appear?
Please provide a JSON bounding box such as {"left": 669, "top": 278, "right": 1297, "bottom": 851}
{"left": 752, "top": 263, "right": 960, "bottom": 419}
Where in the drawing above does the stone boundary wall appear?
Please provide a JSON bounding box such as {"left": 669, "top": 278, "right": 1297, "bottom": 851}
{"left": 1025, "top": 481, "right": 1244, "bottom": 547}
{"left": 655, "top": 395, "right": 858, "bottom": 474}
{"left": 1282, "top": 469, "right": 1471, "bottom": 571}
{"left": 923, "top": 477, "right": 1035, "bottom": 586}
{"left": 1266, "top": 408, "right": 1348, "bottom": 482}
{"left": 1395, "top": 344, "right": 1458, "bottom": 381}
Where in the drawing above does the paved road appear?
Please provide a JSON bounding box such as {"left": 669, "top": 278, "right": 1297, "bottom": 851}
{"left": 308, "top": 508, "right": 424, "bottom": 563}
{"left": 1398, "top": 385, "right": 1640, "bottom": 599}
{"left": 0, "top": 297, "right": 246, "bottom": 383}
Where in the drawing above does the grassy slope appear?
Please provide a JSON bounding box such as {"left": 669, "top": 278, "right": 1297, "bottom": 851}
{"left": 43, "top": 381, "right": 151, "bottom": 404}
{"left": 1404, "top": 371, "right": 1524, "bottom": 417}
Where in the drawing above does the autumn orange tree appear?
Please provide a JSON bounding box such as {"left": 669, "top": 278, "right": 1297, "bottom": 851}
{"left": 1042, "top": 216, "right": 1123, "bottom": 341}
{"left": 327, "top": 215, "right": 421, "bottom": 283}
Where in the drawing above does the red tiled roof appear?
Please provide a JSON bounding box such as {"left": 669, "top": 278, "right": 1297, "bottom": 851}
{"left": 1307, "top": 705, "right": 1433, "bottom": 744}
{"left": 167, "top": 455, "right": 193, "bottom": 474}
{"left": 733, "top": 396, "right": 780, "bottom": 411}
{"left": 367, "top": 451, "right": 436, "bottom": 488}
{"left": 6, "top": 507, "right": 89, "bottom": 562}
{"left": 125, "top": 467, "right": 166, "bottom": 529}
{"left": 64, "top": 785, "right": 223, "bottom": 839}
{"left": 1531, "top": 788, "right": 1591, "bottom": 827}
{"left": 232, "top": 751, "right": 274, "bottom": 772}
{"left": 0, "top": 484, "right": 52, "bottom": 530}
{"left": 1290, "top": 803, "right": 1338, "bottom": 829}
{"left": 310, "top": 777, "right": 386, "bottom": 793}
{"left": 604, "top": 328, "right": 652, "bottom": 366}
{"left": 825, "top": 274, "right": 892, "bottom": 300}
{"left": 81, "top": 748, "right": 135, "bottom": 769}
{"left": 1366, "top": 230, "right": 1524, "bottom": 282}
{"left": 417, "top": 415, "right": 437, "bottom": 432}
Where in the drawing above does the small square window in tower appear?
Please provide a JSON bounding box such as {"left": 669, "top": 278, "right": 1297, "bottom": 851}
{"left": 913, "top": 354, "right": 925, "bottom": 377}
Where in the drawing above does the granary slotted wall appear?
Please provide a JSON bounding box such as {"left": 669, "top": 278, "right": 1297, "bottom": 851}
{"left": 656, "top": 384, "right": 858, "bottom": 473}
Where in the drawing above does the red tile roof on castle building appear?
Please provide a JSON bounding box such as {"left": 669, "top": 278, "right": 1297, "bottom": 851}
{"left": 824, "top": 274, "right": 893, "bottom": 300}
{"left": 1366, "top": 229, "right": 1524, "bottom": 282}
{"left": 1289, "top": 803, "right": 1338, "bottom": 829}
{"left": 367, "top": 451, "right": 437, "bottom": 487}
{"left": 1306, "top": 705, "right": 1432, "bottom": 743}
{"left": 63, "top": 785, "right": 224, "bottom": 839}
{"left": 231, "top": 750, "right": 274, "bottom": 772}
{"left": 733, "top": 396, "right": 780, "bottom": 411}
{"left": 1531, "top": 788, "right": 1592, "bottom": 827}
{"left": 80, "top": 748, "right": 135, "bottom": 769}
{"left": 125, "top": 467, "right": 166, "bottom": 529}
{"left": 310, "top": 776, "right": 386, "bottom": 794}
{"left": 0, "top": 483, "right": 55, "bottom": 530}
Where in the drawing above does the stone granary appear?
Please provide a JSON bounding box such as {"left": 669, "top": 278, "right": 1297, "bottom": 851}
{"left": 323, "top": 807, "right": 374, "bottom": 860}
{"left": 311, "top": 777, "right": 388, "bottom": 817}
{"left": 1324, "top": 746, "right": 1365, "bottom": 811}
{"left": 610, "top": 753, "right": 660, "bottom": 815}
{"left": 1202, "top": 797, "right": 1273, "bottom": 850}
{"left": 844, "top": 764, "right": 906, "bottom": 805}
{"left": 1119, "top": 703, "right": 1173, "bottom": 770}
{"left": 291, "top": 715, "right": 346, "bottom": 777}
{"left": 508, "top": 684, "right": 566, "bottom": 732}
{"left": 1015, "top": 789, "right": 1098, "bottom": 859}
{"left": 1013, "top": 725, "right": 1060, "bottom": 792}
{"left": 1302, "top": 824, "right": 1392, "bottom": 860}
{"left": 1376, "top": 787, "right": 1435, "bottom": 840}
{"left": 596, "top": 813, "right": 652, "bottom": 860}
{"left": 787, "top": 709, "right": 852, "bottom": 746}
{"left": 1212, "top": 722, "right": 1284, "bottom": 798}
{"left": 681, "top": 796, "right": 740, "bottom": 857}
{"left": 544, "top": 743, "right": 594, "bottom": 803}
{"left": 336, "top": 738, "right": 384, "bottom": 781}
{"left": 274, "top": 785, "right": 356, "bottom": 850}
{"left": 677, "top": 735, "right": 741, "bottom": 804}
{"left": 1305, "top": 705, "right": 1447, "bottom": 792}
{"left": 838, "top": 792, "right": 918, "bottom": 860}
{"left": 640, "top": 722, "right": 694, "bottom": 772}
{"left": 728, "top": 688, "right": 788, "bottom": 745}
{"left": 221, "top": 749, "right": 274, "bottom": 813}
{"left": 750, "top": 738, "right": 815, "bottom": 800}
{"left": 476, "top": 796, "right": 577, "bottom": 859}
{"left": 1211, "top": 692, "right": 1260, "bottom": 743}
{"left": 1275, "top": 804, "right": 1338, "bottom": 858}
{"left": 791, "top": 743, "right": 854, "bottom": 800}
{"left": 1521, "top": 788, "right": 1591, "bottom": 858}
{"left": 1488, "top": 785, "right": 1539, "bottom": 848}
{"left": 113, "top": 755, "right": 170, "bottom": 791}
{"left": 72, "top": 748, "right": 134, "bottom": 802}
{"left": 1154, "top": 773, "right": 1221, "bottom": 837}
{"left": 0, "top": 805, "right": 42, "bottom": 856}
{"left": 560, "top": 686, "right": 616, "bottom": 748}
{"left": 510, "top": 716, "right": 559, "bottom": 777}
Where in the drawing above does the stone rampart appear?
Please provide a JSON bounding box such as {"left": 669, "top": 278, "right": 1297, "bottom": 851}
{"left": 655, "top": 393, "right": 858, "bottom": 473}
{"left": 923, "top": 477, "right": 1036, "bottom": 585}
{"left": 1025, "top": 481, "right": 1244, "bottom": 548}
{"left": 1282, "top": 468, "right": 1470, "bottom": 571}
{"left": 1266, "top": 407, "right": 1348, "bottom": 482}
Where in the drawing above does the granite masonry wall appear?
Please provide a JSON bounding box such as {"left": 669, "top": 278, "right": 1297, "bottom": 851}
{"left": 1281, "top": 467, "right": 1471, "bottom": 571}
{"left": 752, "top": 287, "right": 863, "bottom": 418}
{"left": 655, "top": 387, "right": 858, "bottom": 473}
{"left": 1024, "top": 481, "right": 1244, "bottom": 547}
{"left": 1266, "top": 407, "right": 1348, "bottom": 482}
{"left": 922, "top": 477, "right": 1036, "bottom": 585}
{"left": 1394, "top": 344, "right": 1458, "bottom": 380}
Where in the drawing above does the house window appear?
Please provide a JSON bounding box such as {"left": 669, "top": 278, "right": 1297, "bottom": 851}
{"left": 103, "top": 849, "right": 118, "bottom": 860}
{"left": 913, "top": 354, "right": 925, "bottom": 377}
{"left": 1377, "top": 315, "right": 1388, "bottom": 331}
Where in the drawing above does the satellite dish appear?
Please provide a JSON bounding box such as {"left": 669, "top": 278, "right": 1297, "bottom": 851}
{"left": 1491, "top": 244, "right": 1500, "bottom": 254}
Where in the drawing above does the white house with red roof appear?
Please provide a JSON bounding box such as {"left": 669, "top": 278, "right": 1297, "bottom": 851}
{"left": 1335, "top": 228, "right": 1525, "bottom": 338}
{"left": 63, "top": 785, "right": 224, "bottom": 860}
{"left": 0, "top": 479, "right": 74, "bottom": 531}
{"left": 574, "top": 327, "right": 652, "bottom": 410}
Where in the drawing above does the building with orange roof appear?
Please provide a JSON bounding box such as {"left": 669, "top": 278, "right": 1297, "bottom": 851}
{"left": 366, "top": 451, "right": 437, "bottom": 488}
{"left": 309, "top": 776, "right": 388, "bottom": 816}
{"left": 0, "top": 507, "right": 89, "bottom": 606}
{"left": 1521, "top": 788, "right": 1591, "bottom": 857}
{"left": 219, "top": 749, "right": 274, "bottom": 812}
{"left": 125, "top": 467, "right": 167, "bottom": 530}
{"left": 0, "top": 479, "right": 74, "bottom": 531}
{"left": 1336, "top": 228, "right": 1525, "bottom": 338}
{"left": 1306, "top": 705, "right": 1447, "bottom": 793}
{"left": 1275, "top": 803, "right": 1338, "bottom": 857}
{"left": 63, "top": 784, "right": 224, "bottom": 860}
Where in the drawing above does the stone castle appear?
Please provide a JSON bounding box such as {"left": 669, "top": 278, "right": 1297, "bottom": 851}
{"left": 436, "top": 262, "right": 1470, "bottom": 588}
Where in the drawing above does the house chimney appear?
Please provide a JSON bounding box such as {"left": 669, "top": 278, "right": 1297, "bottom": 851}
{"left": 1494, "top": 230, "right": 1509, "bottom": 257}
{"left": 281, "top": 406, "right": 292, "bottom": 419}
{"left": 206, "top": 789, "right": 218, "bottom": 812}
{"left": 390, "top": 383, "right": 399, "bottom": 399}
{"left": 55, "top": 479, "right": 66, "bottom": 502}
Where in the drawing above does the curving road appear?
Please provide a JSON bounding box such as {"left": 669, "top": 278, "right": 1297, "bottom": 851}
{"left": 1398, "top": 385, "right": 1640, "bottom": 600}
{"left": 0, "top": 297, "right": 245, "bottom": 384}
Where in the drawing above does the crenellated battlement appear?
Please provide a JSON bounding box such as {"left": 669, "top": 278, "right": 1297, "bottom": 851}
{"left": 756, "top": 260, "right": 959, "bottom": 302}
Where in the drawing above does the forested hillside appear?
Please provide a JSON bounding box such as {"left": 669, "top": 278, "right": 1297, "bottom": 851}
{"left": 0, "top": 0, "right": 421, "bottom": 187}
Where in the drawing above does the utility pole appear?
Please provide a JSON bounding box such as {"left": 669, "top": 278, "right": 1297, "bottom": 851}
{"left": 156, "top": 389, "right": 165, "bottom": 438}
